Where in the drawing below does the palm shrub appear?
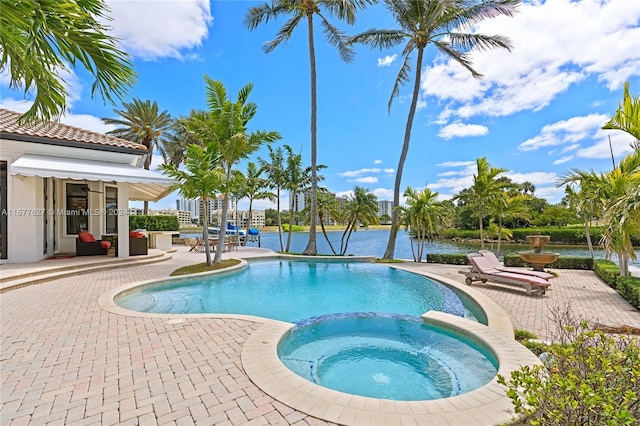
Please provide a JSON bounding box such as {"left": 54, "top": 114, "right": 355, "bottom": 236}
{"left": 498, "top": 310, "right": 640, "bottom": 425}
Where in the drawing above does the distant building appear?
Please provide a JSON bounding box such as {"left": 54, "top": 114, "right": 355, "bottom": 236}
{"left": 238, "top": 210, "right": 266, "bottom": 228}
{"left": 148, "top": 208, "right": 192, "bottom": 227}
{"left": 176, "top": 198, "right": 199, "bottom": 222}
{"left": 378, "top": 200, "right": 393, "bottom": 223}
{"left": 199, "top": 196, "right": 236, "bottom": 225}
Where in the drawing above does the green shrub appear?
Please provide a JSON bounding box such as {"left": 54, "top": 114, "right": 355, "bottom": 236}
{"left": 617, "top": 276, "right": 640, "bottom": 308}
{"left": 282, "top": 224, "right": 304, "bottom": 232}
{"left": 498, "top": 321, "right": 640, "bottom": 425}
{"left": 504, "top": 255, "right": 593, "bottom": 270}
{"left": 425, "top": 253, "right": 469, "bottom": 265}
{"left": 129, "top": 215, "right": 179, "bottom": 231}
{"left": 593, "top": 259, "right": 620, "bottom": 288}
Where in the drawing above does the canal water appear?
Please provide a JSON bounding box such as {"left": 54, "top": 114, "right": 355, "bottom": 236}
{"left": 207, "top": 228, "right": 638, "bottom": 266}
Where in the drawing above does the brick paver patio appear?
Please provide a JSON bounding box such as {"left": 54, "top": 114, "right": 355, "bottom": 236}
{"left": 2, "top": 246, "right": 639, "bottom": 425}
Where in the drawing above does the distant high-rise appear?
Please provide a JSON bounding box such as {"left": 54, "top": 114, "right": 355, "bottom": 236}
{"left": 176, "top": 198, "right": 199, "bottom": 222}
{"left": 378, "top": 200, "right": 393, "bottom": 224}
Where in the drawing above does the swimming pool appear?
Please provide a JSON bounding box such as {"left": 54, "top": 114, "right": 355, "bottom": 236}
{"left": 115, "top": 259, "right": 477, "bottom": 323}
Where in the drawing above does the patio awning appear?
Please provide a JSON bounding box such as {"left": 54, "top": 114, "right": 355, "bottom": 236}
{"left": 11, "top": 154, "right": 174, "bottom": 202}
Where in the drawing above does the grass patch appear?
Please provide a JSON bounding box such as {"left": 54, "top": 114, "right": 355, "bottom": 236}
{"left": 170, "top": 259, "right": 241, "bottom": 276}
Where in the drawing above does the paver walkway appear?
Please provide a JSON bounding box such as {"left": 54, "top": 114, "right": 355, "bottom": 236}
{"left": 2, "top": 246, "right": 639, "bottom": 425}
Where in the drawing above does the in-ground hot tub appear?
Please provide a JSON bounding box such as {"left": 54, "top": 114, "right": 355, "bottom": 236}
{"left": 278, "top": 313, "right": 498, "bottom": 401}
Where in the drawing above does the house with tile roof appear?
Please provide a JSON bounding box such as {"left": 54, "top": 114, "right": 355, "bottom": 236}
{"left": 0, "top": 108, "right": 173, "bottom": 263}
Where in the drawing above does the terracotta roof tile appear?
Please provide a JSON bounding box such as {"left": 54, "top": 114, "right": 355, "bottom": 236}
{"left": 0, "top": 108, "right": 147, "bottom": 152}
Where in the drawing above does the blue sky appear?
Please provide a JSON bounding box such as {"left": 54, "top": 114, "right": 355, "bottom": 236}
{"left": 2, "top": 0, "right": 639, "bottom": 211}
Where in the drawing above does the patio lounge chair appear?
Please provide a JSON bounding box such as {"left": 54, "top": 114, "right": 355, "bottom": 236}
{"left": 459, "top": 253, "right": 551, "bottom": 296}
{"left": 479, "top": 250, "right": 555, "bottom": 280}
{"left": 76, "top": 231, "right": 111, "bottom": 256}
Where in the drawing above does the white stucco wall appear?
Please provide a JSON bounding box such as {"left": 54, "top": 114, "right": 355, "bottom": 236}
{"left": 6, "top": 174, "right": 44, "bottom": 263}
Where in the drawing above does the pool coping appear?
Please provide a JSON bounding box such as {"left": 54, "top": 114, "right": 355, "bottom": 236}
{"left": 242, "top": 311, "right": 537, "bottom": 425}
{"left": 98, "top": 255, "right": 536, "bottom": 425}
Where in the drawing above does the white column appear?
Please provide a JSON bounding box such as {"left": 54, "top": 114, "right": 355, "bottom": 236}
{"left": 117, "top": 183, "right": 129, "bottom": 257}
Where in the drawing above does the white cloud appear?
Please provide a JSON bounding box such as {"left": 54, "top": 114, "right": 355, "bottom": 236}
{"left": 438, "top": 123, "right": 488, "bottom": 139}
{"left": 335, "top": 190, "right": 353, "bottom": 199}
{"left": 0, "top": 98, "right": 32, "bottom": 113}
{"left": 105, "top": 0, "right": 212, "bottom": 60}
{"left": 382, "top": 168, "right": 394, "bottom": 174}
{"left": 437, "top": 160, "right": 476, "bottom": 168}
{"left": 553, "top": 156, "right": 574, "bottom": 165}
{"left": 372, "top": 188, "right": 394, "bottom": 201}
{"left": 577, "top": 129, "right": 635, "bottom": 159}
{"left": 377, "top": 54, "right": 398, "bottom": 67}
{"left": 348, "top": 176, "right": 378, "bottom": 184}
{"left": 373, "top": 159, "right": 383, "bottom": 164}
{"left": 60, "top": 113, "right": 116, "bottom": 134}
{"left": 519, "top": 114, "right": 610, "bottom": 152}
{"left": 337, "top": 168, "right": 382, "bottom": 177}
{"left": 421, "top": 0, "right": 640, "bottom": 121}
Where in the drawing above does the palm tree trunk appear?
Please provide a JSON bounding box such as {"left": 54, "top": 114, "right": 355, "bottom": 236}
{"left": 276, "top": 187, "right": 284, "bottom": 252}
{"left": 303, "top": 13, "right": 318, "bottom": 256}
{"left": 479, "top": 203, "right": 485, "bottom": 250}
{"left": 319, "top": 212, "right": 337, "bottom": 255}
{"left": 584, "top": 217, "right": 595, "bottom": 259}
{"left": 247, "top": 198, "right": 254, "bottom": 246}
{"left": 497, "top": 218, "right": 503, "bottom": 256}
{"left": 285, "top": 191, "right": 295, "bottom": 252}
{"left": 383, "top": 47, "right": 425, "bottom": 259}
{"left": 203, "top": 197, "right": 211, "bottom": 266}
{"left": 215, "top": 168, "right": 232, "bottom": 263}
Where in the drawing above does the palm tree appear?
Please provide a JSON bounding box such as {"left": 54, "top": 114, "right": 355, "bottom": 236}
{"left": 602, "top": 82, "right": 640, "bottom": 141}
{"left": 187, "top": 77, "right": 281, "bottom": 262}
{"left": 350, "top": 0, "right": 519, "bottom": 259}
{"left": 338, "top": 186, "right": 379, "bottom": 255}
{"left": 103, "top": 99, "right": 173, "bottom": 214}
{"left": 561, "top": 182, "right": 600, "bottom": 259}
{"left": 160, "top": 142, "right": 224, "bottom": 266}
{"left": 159, "top": 115, "right": 199, "bottom": 167}
{"left": 559, "top": 150, "right": 640, "bottom": 276}
{"left": 454, "top": 157, "right": 508, "bottom": 249}
{"left": 259, "top": 146, "right": 287, "bottom": 252}
{"left": 1, "top": 0, "right": 135, "bottom": 124}
{"left": 283, "top": 145, "right": 312, "bottom": 252}
{"left": 242, "top": 162, "right": 275, "bottom": 236}
{"left": 489, "top": 193, "right": 530, "bottom": 256}
{"left": 315, "top": 189, "right": 340, "bottom": 255}
{"left": 399, "top": 186, "right": 448, "bottom": 262}
{"left": 245, "top": 0, "right": 376, "bottom": 256}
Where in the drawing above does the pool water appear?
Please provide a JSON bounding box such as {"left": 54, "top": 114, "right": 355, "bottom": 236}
{"left": 116, "top": 260, "right": 472, "bottom": 322}
{"left": 278, "top": 314, "right": 498, "bottom": 401}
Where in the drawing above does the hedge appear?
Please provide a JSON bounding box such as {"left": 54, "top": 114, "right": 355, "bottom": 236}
{"left": 426, "top": 254, "right": 469, "bottom": 265}
{"left": 129, "top": 215, "right": 180, "bottom": 231}
{"left": 503, "top": 255, "right": 593, "bottom": 270}
{"left": 440, "top": 226, "right": 639, "bottom": 246}
{"left": 593, "top": 259, "right": 620, "bottom": 288}
{"left": 617, "top": 277, "right": 640, "bottom": 309}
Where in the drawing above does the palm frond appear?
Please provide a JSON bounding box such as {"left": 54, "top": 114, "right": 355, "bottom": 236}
{"left": 388, "top": 53, "right": 413, "bottom": 112}
{"left": 244, "top": 1, "right": 299, "bottom": 30}
{"left": 204, "top": 76, "right": 228, "bottom": 112}
{"left": 433, "top": 40, "right": 482, "bottom": 78}
{"left": 319, "top": 15, "right": 354, "bottom": 62}
{"left": 263, "top": 13, "right": 304, "bottom": 54}
{"left": 348, "top": 29, "right": 407, "bottom": 48}
{"left": 448, "top": 32, "right": 513, "bottom": 53}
